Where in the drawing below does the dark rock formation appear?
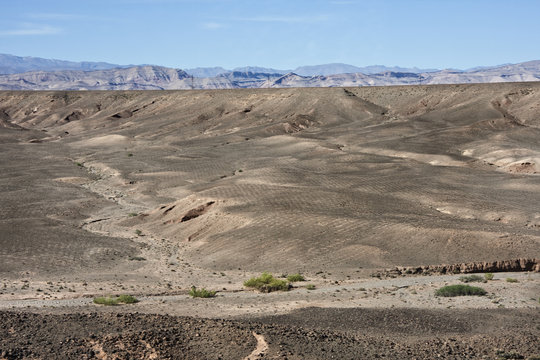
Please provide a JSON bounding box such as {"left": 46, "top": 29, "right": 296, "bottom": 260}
{"left": 373, "top": 258, "right": 540, "bottom": 278}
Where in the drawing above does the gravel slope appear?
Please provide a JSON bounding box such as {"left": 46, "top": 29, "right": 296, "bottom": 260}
{"left": 1, "top": 309, "right": 539, "bottom": 359}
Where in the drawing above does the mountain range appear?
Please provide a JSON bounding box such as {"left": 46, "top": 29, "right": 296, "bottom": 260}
{"left": 0, "top": 53, "right": 539, "bottom": 90}
{"left": 0, "top": 54, "right": 438, "bottom": 77}
{"left": 184, "top": 64, "right": 439, "bottom": 77}
{"left": 0, "top": 54, "right": 133, "bottom": 75}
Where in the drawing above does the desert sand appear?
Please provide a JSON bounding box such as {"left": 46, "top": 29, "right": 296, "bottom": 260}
{"left": 0, "top": 83, "right": 539, "bottom": 359}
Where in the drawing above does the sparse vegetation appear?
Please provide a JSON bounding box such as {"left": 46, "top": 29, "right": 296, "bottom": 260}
{"left": 286, "top": 273, "right": 305, "bottom": 282}
{"left": 244, "top": 272, "right": 290, "bottom": 292}
{"left": 306, "top": 284, "right": 316, "bottom": 290}
{"left": 484, "top": 272, "right": 494, "bottom": 281}
{"left": 75, "top": 162, "right": 83, "bottom": 167}
{"left": 135, "top": 229, "right": 142, "bottom": 236}
{"left": 127, "top": 153, "right": 133, "bottom": 157}
{"left": 506, "top": 277, "right": 519, "bottom": 283}
{"left": 189, "top": 286, "right": 217, "bottom": 298}
{"left": 93, "top": 294, "right": 139, "bottom": 305}
{"left": 93, "top": 296, "right": 119, "bottom": 306}
{"left": 128, "top": 212, "right": 138, "bottom": 217}
{"left": 435, "top": 284, "right": 487, "bottom": 297}
{"left": 459, "top": 275, "right": 486, "bottom": 283}
{"left": 117, "top": 294, "right": 139, "bottom": 304}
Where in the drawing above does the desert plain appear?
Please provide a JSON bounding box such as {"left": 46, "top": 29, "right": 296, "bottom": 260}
{"left": 0, "top": 83, "right": 539, "bottom": 359}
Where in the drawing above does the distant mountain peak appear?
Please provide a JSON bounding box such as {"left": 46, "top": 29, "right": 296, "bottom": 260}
{"left": 0, "top": 53, "right": 129, "bottom": 75}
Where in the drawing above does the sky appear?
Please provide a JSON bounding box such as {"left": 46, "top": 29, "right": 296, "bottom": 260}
{"left": 1, "top": 0, "right": 540, "bottom": 70}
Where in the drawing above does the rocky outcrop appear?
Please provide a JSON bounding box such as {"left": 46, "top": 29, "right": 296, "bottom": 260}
{"left": 373, "top": 258, "right": 540, "bottom": 278}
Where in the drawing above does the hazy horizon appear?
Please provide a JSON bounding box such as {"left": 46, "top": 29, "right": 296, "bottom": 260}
{"left": 1, "top": 0, "right": 539, "bottom": 70}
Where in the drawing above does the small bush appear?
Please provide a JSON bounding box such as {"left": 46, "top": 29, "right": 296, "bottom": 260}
{"left": 93, "top": 294, "right": 138, "bottom": 305}
{"left": 506, "top": 278, "right": 518, "bottom": 283}
{"left": 484, "top": 272, "right": 494, "bottom": 281}
{"left": 459, "top": 275, "right": 486, "bottom": 283}
{"left": 306, "top": 284, "right": 316, "bottom": 290}
{"left": 93, "top": 296, "right": 119, "bottom": 306}
{"left": 287, "top": 273, "right": 305, "bottom": 282}
{"left": 189, "top": 286, "right": 217, "bottom": 298}
{"left": 128, "top": 212, "right": 138, "bottom": 217}
{"left": 135, "top": 229, "right": 142, "bottom": 236}
{"left": 244, "top": 272, "right": 290, "bottom": 293}
{"left": 435, "top": 284, "right": 487, "bottom": 297}
{"left": 117, "top": 294, "right": 139, "bottom": 304}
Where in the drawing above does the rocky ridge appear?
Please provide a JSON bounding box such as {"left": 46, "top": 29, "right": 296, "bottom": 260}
{"left": 374, "top": 258, "right": 540, "bottom": 278}
{"left": 1, "top": 60, "right": 540, "bottom": 90}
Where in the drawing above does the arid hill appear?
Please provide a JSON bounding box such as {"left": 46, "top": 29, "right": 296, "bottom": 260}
{"left": 1, "top": 83, "right": 539, "bottom": 282}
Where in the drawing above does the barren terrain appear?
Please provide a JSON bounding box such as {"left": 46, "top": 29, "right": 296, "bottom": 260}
{"left": 1, "top": 83, "right": 539, "bottom": 358}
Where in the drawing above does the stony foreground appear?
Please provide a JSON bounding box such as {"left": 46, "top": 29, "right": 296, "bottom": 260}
{"left": 1, "top": 308, "right": 539, "bottom": 359}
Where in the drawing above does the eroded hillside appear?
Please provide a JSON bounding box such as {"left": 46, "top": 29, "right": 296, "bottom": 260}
{"left": 1, "top": 84, "right": 539, "bottom": 286}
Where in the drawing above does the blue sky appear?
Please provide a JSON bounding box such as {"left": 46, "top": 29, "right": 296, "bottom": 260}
{"left": 1, "top": 0, "right": 539, "bottom": 70}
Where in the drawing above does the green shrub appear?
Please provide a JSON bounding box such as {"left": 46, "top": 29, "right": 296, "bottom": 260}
{"left": 93, "top": 294, "right": 138, "bottom": 305}
{"left": 435, "top": 284, "right": 487, "bottom": 297}
{"left": 506, "top": 278, "right": 518, "bottom": 283}
{"left": 93, "top": 296, "right": 119, "bottom": 306}
{"left": 117, "top": 294, "right": 139, "bottom": 304}
{"left": 135, "top": 229, "right": 142, "bottom": 236}
{"left": 287, "top": 273, "right": 305, "bottom": 282}
{"left": 484, "top": 272, "right": 494, "bottom": 281}
{"left": 459, "top": 275, "right": 486, "bottom": 283}
{"left": 244, "top": 272, "right": 290, "bottom": 293}
{"left": 189, "top": 286, "right": 217, "bottom": 298}
{"left": 306, "top": 284, "right": 316, "bottom": 290}
{"left": 128, "top": 212, "right": 138, "bottom": 217}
